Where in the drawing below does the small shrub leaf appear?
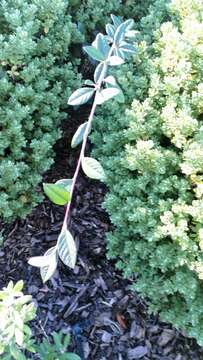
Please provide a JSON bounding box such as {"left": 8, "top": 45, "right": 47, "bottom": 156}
{"left": 83, "top": 45, "right": 105, "bottom": 61}
{"left": 93, "top": 33, "right": 110, "bottom": 58}
{"left": 57, "top": 228, "right": 77, "bottom": 269}
{"left": 68, "top": 87, "right": 95, "bottom": 106}
{"left": 82, "top": 157, "right": 106, "bottom": 180}
{"left": 94, "top": 62, "right": 107, "bottom": 83}
{"left": 43, "top": 183, "right": 70, "bottom": 205}
{"left": 84, "top": 79, "right": 95, "bottom": 86}
{"left": 110, "top": 14, "right": 122, "bottom": 29}
{"left": 114, "top": 19, "right": 134, "bottom": 45}
{"left": 40, "top": 247, "right": 58, "bottom": 283}
{"left": 104, "top": 75, "right": 117, "bottom": 86}
{"left": 105, "top": 79, "right": 125, "bottom": 103}
{"left": 71, "top": 122, "right": 88, "bottom": 148}
{"left": 13, "top": 280, "right": 24, "bottom": 292}
{"left": 95, "top": 88, "right": 120, "bottom": 105}
{"left": 108, "top": 56, "right": 124, "bottom": 66}
{"left": 106, "top": 24, "right": 115, "bottom": 39}
{"left": 119, "top": 43, "right": 136, "bottom": 54}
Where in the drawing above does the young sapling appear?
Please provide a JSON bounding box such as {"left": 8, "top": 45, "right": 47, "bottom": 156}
{"left": 28, "top": 15, "right": 136, "bottom": 282}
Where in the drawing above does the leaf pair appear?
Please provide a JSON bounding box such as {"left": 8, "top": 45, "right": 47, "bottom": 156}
{"left": 28, "top": 227, "right": 77, "bottom": 283}
{"left": 84, "top": 33, "right": 110, "bottom": 62}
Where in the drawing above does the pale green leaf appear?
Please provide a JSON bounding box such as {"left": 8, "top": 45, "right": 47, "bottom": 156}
{"left": 28, "top": 255, "right": 52, "bottom": 268}
{"left": 94, "top": 62, "right": 107, "bottom": 83}
{"left": 71, "top": 122, "right": 88, "bottom": 148}
{"left": 82, "top": 157, "right": 106, "bottom": 180}
{"left": 106, "top": 24, "right": 115, "bottom": 39}
{"left": 93, "top": 33, "right": 110, "bottom": 58}
{"left": 108, "top": 56, "right": 124, "bottom": 66}
{"left": 68, "top": 87, "right": 95, "bottom": 106}
{"left": 125, "top": 29, "right": 139, "bottom": 40}
{"left": 104, "top": 75, "right": 117, "bottom": 86}
{"left": 95, "top": 88, "right": 120, "bottom": 105}
{"left": 119, "top": 43, "right": 136, "bottom": 54}
{"left": 13, "top": 280, "right": 24, "bottom": 292}
{"left": 114, "top": 19, "right": 134, "bottom": 45}
{"left": 15, "top": 328, "right": 24, "bottom": 346}
{"left": 105, "top": 78, "right": 125, "bottom": 104}
{"left": 84, "top": 79, "right": 95, "bottom": 86}
{"left": 110, "top": 14, "right": 122, "bottom": 29}
{"left": 40, "top": 247, "right": 58, "bottom": 283}
{"left": 114, "top": 47, "right": 125, "bottom": 59}
{"left": 43, "top": 183, "right": 70, "bottom": 205}
{"left": 83, "top": 45, "right": 105, "bottom": 61}
{"left": 57, "top": 228, "right": 77, "bottom": 269}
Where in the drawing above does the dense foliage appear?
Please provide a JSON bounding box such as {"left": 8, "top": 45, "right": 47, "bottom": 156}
{"left": 0, "top": 0, "right": 82, "bottom": 221}
{"left": 92, "top": 0, "right": 203, "bottom": 345}
{"left": 0, "top": 281, "right": 36, "bottom": 358}
{"left": 0, "top": 0, "right": 148, "bottom": 222}
{"left": 71, "top": 0, "right": 154, "bottom": 35}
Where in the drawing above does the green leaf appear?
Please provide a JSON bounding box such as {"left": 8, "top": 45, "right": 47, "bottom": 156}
{"left": 104, "top": 75, "right": 117, "bottom": 86}
{"left": 108, "top": 56, "right": 124, "bottom": 66}
{"left": 114, "top": 47, "right": 125, "bottom": 59}
{"left": 94, "top": 62, "right": 107, "bottom": 84}
{"left": 15, "top": 328, "right": 24, "bottom": 346}
{"left": 104, "top": 76, "right": 125, "bottom": 103}
{"left": 52, "top": 331, "right": 63, "bottom": 350}
{"left": 106, "top": 24, "right": 115, "bottom": 39}
{"left": 57, "top": 227, "right": 77, "bottom": 269}
{"left": 71, "top": 122, "right": 88, "bottom": 148}
{"left": 56, "top": 179, "right": 72, "bottom": 191}
{"left": 68, "top": 87, "right": 95, "bottom": 106}
{"left": 93, "top": 33, "right": 110, "bottom": 58}
{"left": 28, "top": 254, "right": 53, "bottom": 268}
{"left": 83, "top": 45, "right": 105, "bottom": 61}
{"left": 10, "top": 345, "right": 26, "bottom": 360}
{"left": 125, "top": 29, "right": 139, "bottom": 40}
{"left": 66, "top": 354, "right": 81, "bottom": 360}
{"left": 82, "top": 157, "right": 106, "bottom": 180}
{"left": 119, "top": 43, "right": 136, "bottom": 54}
{"left": 114, "top": 19, "right": 134, "bottom": 45}
{"left": 95, "top": 88, "right": 120, "bottom": 105}
{"left": 43, "top": 183, "right": 70, "bottom": 205}
{"left": 13, "top": 280, "right": 24, "bottom": 292}
{"left": 111, "top": 14, "right": 122, "bottom": 29}
{"left": 84, "top": 79, "right": 95, "bottom": 87}
{"left": 40, "top": 247, "right": 58, "bottom": 283}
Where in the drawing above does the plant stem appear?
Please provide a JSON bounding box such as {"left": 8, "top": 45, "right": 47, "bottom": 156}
{"left": 62, "top": 97, "right": 97, "bottom": 229}
{"left": 62, "top": 45, "right": 115, "bottom": 230}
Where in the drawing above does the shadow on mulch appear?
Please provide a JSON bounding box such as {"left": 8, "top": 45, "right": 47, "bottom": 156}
{"left": 1, "top": 109, "right": 203, "bottom": 360}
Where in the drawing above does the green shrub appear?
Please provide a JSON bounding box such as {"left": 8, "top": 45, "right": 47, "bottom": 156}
{"left": 0, "top": 280, "right": 36, "bottom": 359}
{"left": 37, "top": 331, "right": 80, "bottom": 360}
{"left": 92, "top": 0, "right": 203, "bottom": 345}
{"left": 70, "top": 0, "right": 154, "bottom": 36}
{"left": 0, "top": 0, "right": 81, "bottom": 221}
{"left": 70, "top": 0, "right": 121, "bottom": 34}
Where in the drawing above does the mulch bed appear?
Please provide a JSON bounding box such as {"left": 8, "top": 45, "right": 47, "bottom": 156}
{"left": 1, "top": 109, "right": 203, "bottom": 360}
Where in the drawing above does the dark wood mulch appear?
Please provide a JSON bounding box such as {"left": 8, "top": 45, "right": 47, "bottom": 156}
{"left": 1, "top": 110, "right": 203, "bottom": 360}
